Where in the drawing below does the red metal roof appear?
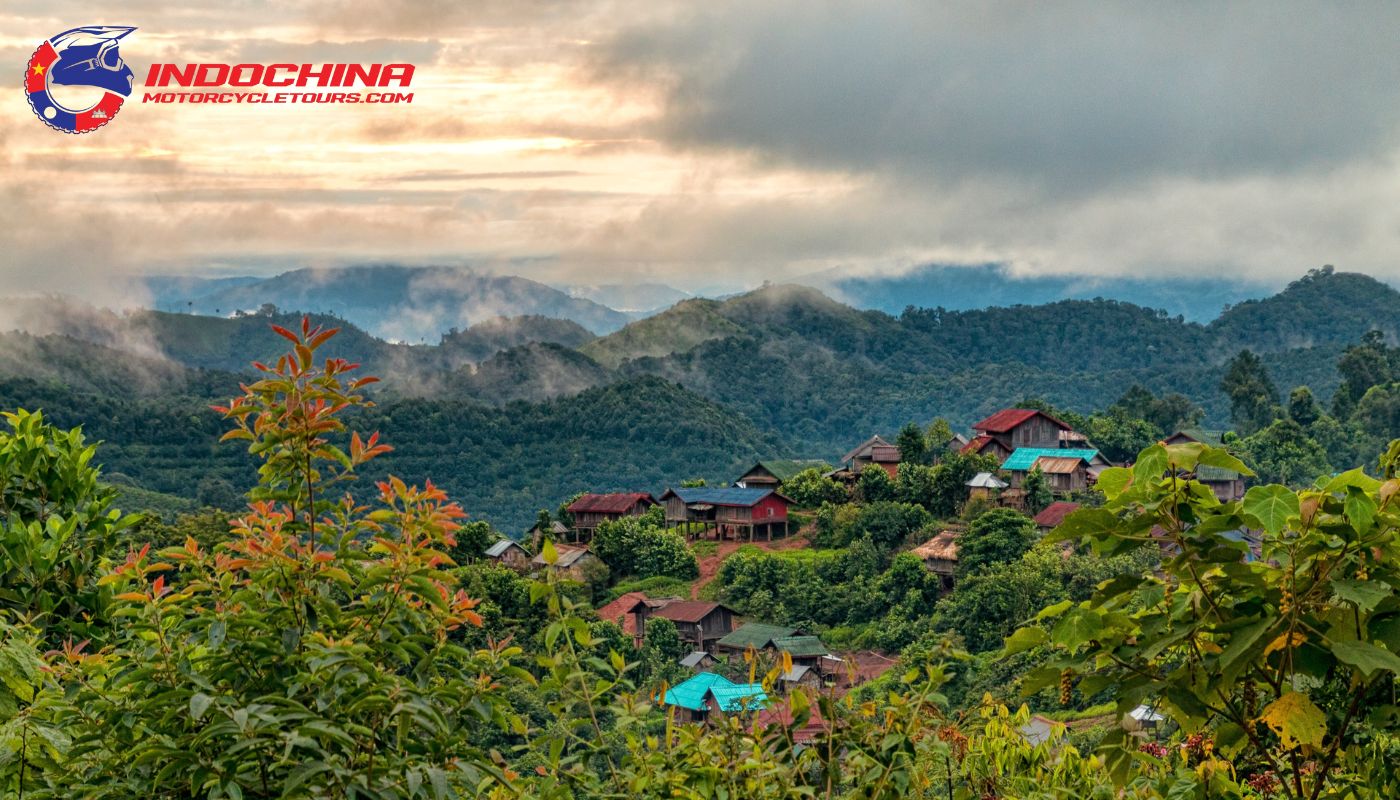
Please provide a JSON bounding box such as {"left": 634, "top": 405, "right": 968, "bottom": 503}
{"left": 652, "top": 600, "right": 728, "bottom": 624}
{"left": 1033, "top": 501, "right": 1081, "bottom": 529}
{"left": 960, "top": 434, "right": 995, "bottom": 454}
{"left": 596, "top": 591, "right": 647, "bottom": 635}
{"left": 972, "top": 408, "right": 1070, "bottom": 434}
{"left": 566, "top": 492, "right": 657, "bottom": 514}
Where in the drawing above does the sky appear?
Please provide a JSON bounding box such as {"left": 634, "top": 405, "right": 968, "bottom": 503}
{"left": 6, "top": 1, "right": 1400, "bottom": 303}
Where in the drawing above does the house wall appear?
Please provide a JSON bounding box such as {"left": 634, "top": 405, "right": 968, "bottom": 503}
{"left": 751, "top": 494, "right": 789, "bottom": 523}
{"left": 665, "top": 496, "right": 689, "bottom": 523}
{"left": 1009, "top": 416, "right": 1063, "bottom": 448}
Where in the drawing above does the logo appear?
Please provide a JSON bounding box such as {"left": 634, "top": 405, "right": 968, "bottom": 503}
{"left": 25, "top": 26, "right": 136, "bottom": 134}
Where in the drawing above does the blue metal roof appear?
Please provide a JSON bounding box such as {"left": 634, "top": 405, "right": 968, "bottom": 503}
{"left": 668, "top": 487, "right": 775, "bottom": 507}
{"left": 1001, "top": 448, "right": 1099, "bottom": 471}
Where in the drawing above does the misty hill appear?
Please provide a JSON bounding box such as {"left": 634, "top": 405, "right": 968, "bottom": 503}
{"left": 808, "top": 263, "right": 1277, "bottom": 322}
{"left": 438, "top": 315, "right": 594, "bottom": 362}
{"left": 563, "top": 282, "right": 693, "bottom": 313}
{"left": 1212, "top": 266, "right": 1400, "bottom": 350}
{"left": 153, "top": 265, "right": 633, "bottom": 341}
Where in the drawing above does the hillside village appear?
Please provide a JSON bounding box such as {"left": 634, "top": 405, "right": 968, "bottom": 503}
{"left": 479, "top": 405, "right": 1251, "bottom": 731}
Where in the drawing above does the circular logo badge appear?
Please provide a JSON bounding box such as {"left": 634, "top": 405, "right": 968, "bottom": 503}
{"left": 24, "top": 26, "right": 137, "bottom": 134}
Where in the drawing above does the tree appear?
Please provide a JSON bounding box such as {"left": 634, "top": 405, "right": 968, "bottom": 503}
{"left": 896, "top": 422, "right": 929, "bottom": 466}
{"left": 1023, "top": 438, "right": 1400, "bottom": 796}
{"left": 956, "top": 508, "right": 1037, "bottom": 578}
{"left": 894, "top": 461, "right": 938, "bottom": 508}
{"left": 925, "top": 418, "right": 956, "bottom": 462}
{"left": 781, "top": 467, "right": 847, "bottom": 507}
{"left": 1332, "top": 330, "right": 1397, "bottom": 419}
{"left": 0, "top": 409, "right": 138, "bottom": 646}
{"left": 1240, "top": 418, "right": 1331, "bottom": 486}
{"left": 1221, "top": 349, "right": 1281, "bottom": 435}
{"left": 591, "top": 515, "right": 698, "bottom": 580}
{"left": 1022, "top": 468, "right": 1052, "bottom": 515}
{"left": 857, "top": 464, "right": 896, "bottom": 503}
{"left": 449, "top": 519, "right": 499, "bottom": 563}
{"left": 1286, "top": 386, "right": 1322, "bottom": 427}
{"left": 926, "top": 452, "right": 1000, "bottom": 517}
{"left": 49, "top": 319, "right": 498, "bottom": 797}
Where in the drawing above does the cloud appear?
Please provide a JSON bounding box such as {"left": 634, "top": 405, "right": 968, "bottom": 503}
{"left": 6, "top": 0, "right": 1400, "bottom": 300}
{"left": 593, "top": 1, "right": 1400, "bottom": 192}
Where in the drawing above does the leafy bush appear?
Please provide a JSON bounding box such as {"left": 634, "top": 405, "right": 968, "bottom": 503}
{"left": 591, "top": 515, "right": 699, "bottom": 580}
{"left": 781, "top": 467, "right": 847, "bottom": 507}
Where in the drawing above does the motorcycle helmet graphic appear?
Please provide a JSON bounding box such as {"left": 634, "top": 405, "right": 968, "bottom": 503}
{"left": 25, "top": 26, "right": 137, "bottom": 134}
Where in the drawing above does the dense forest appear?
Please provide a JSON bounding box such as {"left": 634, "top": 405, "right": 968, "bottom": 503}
{"left": 0, "top": 266, "right": 1397, "bottom": 529}
{"left": 3, "top": 318, "right": 1400, "bottom": 798}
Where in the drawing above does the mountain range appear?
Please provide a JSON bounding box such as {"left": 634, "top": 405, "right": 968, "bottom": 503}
{"left": 5, "top": 265, "right": 1397, "bottom": 530}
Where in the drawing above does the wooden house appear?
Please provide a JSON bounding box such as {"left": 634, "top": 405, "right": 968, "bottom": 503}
{"left": 565, "top": 492, "right": 657, "bottom": 541}
{"left": 595, "top": 590, "right": 649, "bottom": 645}
{"left": 962, "top": 409, "right": 1077, "bottom": 462}
{"left": 1001, "top": 448, "right": 1107, "bottom": 493}
{"left": 483, "top": 538, "right": 530, "bottom": 569}
{"left": 734, "top": 459, "right": 833, "bottom": 490}
{"left": 530, "top": 544, "right": 603, "bottom": 582}
{"left": 660, "top": 488, "right": 792, "bottom": 541}
{"left": 1031, "top": 455, "right": 1091, "bottom": 493}
{"left": 626, "top": 598, "right": 736, "bottom": 651}
{"left": 965, "top": 471, "right": 1009, "bottom": 501}
{"left": 1033, "top": 501, "right": 1080, "bottom": 534}
{"left": 662, "top": 672, "right": 768, "bottom": 723}
{"left": 778, "top": 664, "right": 823, "bottom": 693}
{"left": 911, "top": 531, "right": 960, "bottom": 592}
{"left": 838, "top": 435, "right": 902, "bottom": 478}
{"left": 1164, "top": 429, "right": 1247, "bottom": 501}
{"left": 679, "top": 651, "right": 718, "bottom": 671}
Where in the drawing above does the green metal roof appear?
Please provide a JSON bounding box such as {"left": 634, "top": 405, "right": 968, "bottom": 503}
{"left": 717, "top": 622, "right": 799, "bottom": 650}
{"left": 663, "top": 672, "right": 732, "bottom": 711}
{"left": 754, "top": 460, "right": 833, "bottom": 482}
{"left": 1001, "top": 448, "right": 1099, "bottom": 471}
{"left": 772, "top": 635, "right": 829, "bottom": 658}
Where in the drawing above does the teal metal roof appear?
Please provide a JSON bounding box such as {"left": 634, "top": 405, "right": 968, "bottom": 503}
{"left": 1001, "top": 448, "right": 1099, "bottom": 471}
{"left": 710, "top": 682, "right": 768, "bottom": 712}
{"left": 663, "top": 672, "right": 732, "bottom": 711}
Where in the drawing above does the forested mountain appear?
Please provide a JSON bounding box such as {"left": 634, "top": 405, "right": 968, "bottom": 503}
{"left": 806, "top": 262, "right": 1277, "bottom": 321}
{"left": 1, "top": 266, "right": 1395, "bottom": 528}
{"left": 145, "top": 265, "right": 633, "bottom": 340}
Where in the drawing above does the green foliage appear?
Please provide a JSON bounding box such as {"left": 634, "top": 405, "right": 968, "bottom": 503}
{"left": 1022, "top": 468, "right": 1052, "bottom": 515}
{"left": 0, "top": 410, "right": 138, "bottom": 645}
{"left": 780, "top": 467, "right": 847, "bottom": 507}
{"left": 895, "top": 422, "right": 929, "bottom": 466}
{"left": 1221, "top": 349, "right": 1281, "bottom": 435}
{"left": 591, "top": 515, "right": 699, "bottom": 581}
{"left": 1287, "top": 385, "right": 1322, "bottom": 427}
{"left": 956, "top": 508, "right": 1038, "bottom": 578}
{"left": 1024, "top": 438, "right": 1400, "bottom": 796}
{"left": 1240, "top": 418, "right": 1332, "bottom": 485}
{"left": 447, "top": 519, "right": 498, "bottom": 564}
{"left": 857, "top": 464, "right": 896, "bottom": 503}
{"left": 925, "top": 452, "right": 999, "bottom": 517}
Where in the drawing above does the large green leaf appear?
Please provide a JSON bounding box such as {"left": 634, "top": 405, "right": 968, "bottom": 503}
{"left": 1333, "top": 640, "right": 1400, "bottom": 679}
{"left": 1332, "top": 579, "right": 1390, "bottom": 613}
{"left": 1243, "top": 485, "right": 1299, "bottom": 535}
{"left": 1003, "top": 626, "right": 1048, "bottom": 656}
{"left": 1198, "top": 447, "right": 1253, "bottom": 477}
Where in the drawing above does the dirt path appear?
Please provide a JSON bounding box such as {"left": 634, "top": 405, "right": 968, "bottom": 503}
{"left": 690, "top": 529, "right": 810, "bottom": 599}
